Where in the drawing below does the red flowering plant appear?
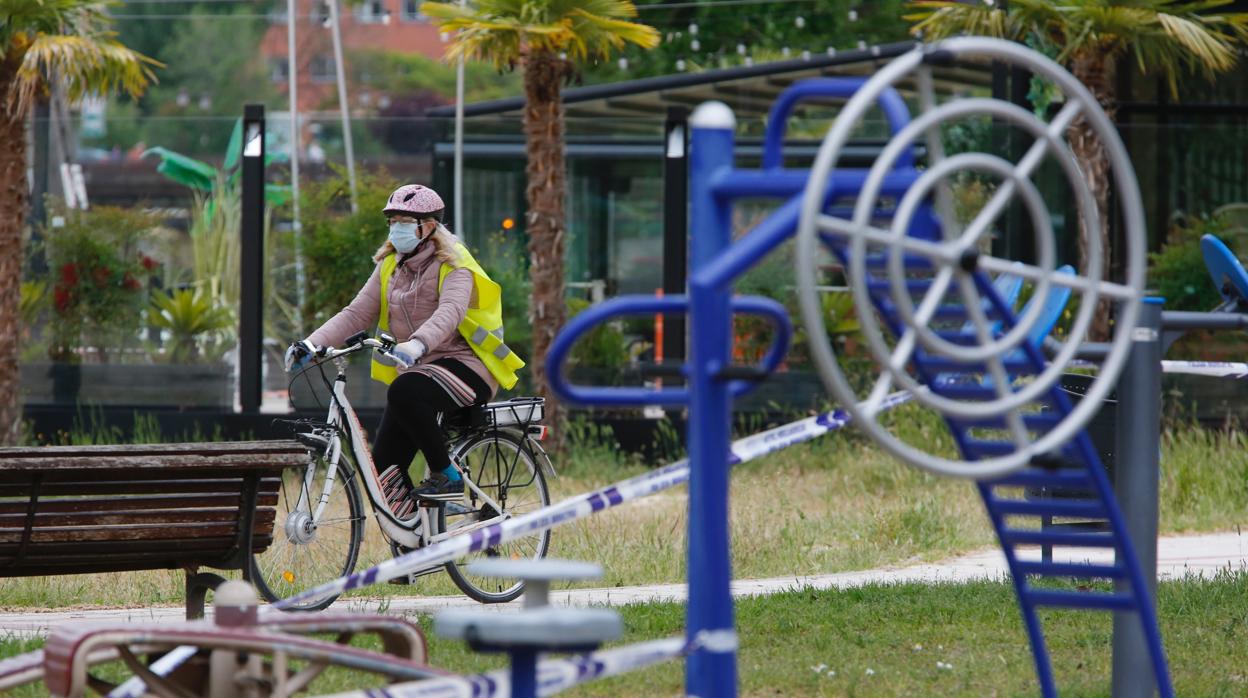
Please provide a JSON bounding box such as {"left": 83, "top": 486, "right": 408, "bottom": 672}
{"left": 43, "top": 205, "right": 161, "bottom": 363}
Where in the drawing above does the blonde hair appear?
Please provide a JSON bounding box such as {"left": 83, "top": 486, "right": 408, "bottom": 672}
{"left": 373, "top": 222, "right": 463, "bottom": 265}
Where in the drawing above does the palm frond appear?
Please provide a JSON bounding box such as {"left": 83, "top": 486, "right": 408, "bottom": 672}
{"left": 12, "top": 33, "right": 159, "bottom": 114}
{"left": 907, "top": 0, "right": 1248, "bottom": 98}
{"left": 905, "top": 2, "right": 1020, "bottom": 41}
{"left": 1156, "top": 11, "right": 1240, "bottom": 71}
{"left": 570, "top": 9, "right": 659, "bottom": 55}
{"left": 418, "top": 1, "right": 476, "bottom": 24}
{"left": 1, "top": 0, "right": 120, "bottom": 63}
{"left": 422, "top": 0, "right": 656, "bottom": 69}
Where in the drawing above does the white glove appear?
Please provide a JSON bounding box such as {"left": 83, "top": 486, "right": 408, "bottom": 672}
{"left": 285, "top": 339, "right": 318, "bottom": 372}
{"left": 392, "top": 339, "right": 426, "bottom": 369}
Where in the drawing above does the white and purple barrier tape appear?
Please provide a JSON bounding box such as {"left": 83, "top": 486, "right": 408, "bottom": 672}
{"left": 1069, "top": 359, "right": 1248, "bottom": 378}
{"left": 274, "top": 390, "right": 914, "bottom": 611}
{"left": 104, "top": 391, "right": 912, "bottom": 698}
{"left": 1161, "top": 360, "right": 1248, "bottom": 378}
{"left": 317, "top": 635, "right": 692, "bottom": 698}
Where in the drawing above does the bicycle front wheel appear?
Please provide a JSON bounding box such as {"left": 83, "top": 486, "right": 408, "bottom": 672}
{"left": 249, "top": 452, "right": 365, "bottom": 611}
{"left": 443, "top": 430, "right": 551, "bottom": 603}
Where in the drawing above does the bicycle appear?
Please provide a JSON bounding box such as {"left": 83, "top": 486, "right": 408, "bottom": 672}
{"left": 250, "top": 330, "right": 553, "bottom": 610}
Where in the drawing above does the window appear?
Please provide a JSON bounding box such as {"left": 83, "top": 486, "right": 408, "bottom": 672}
{"left": 354, "top": 0, "right": 387, "bottom": 23}
{"left": 268, "top": 58, "right": 290, "bottom": 84}
{"left": 310, "top": 54, "right": 336, "bottom": 83}
{"left": 401, "top": 0, "right": 426, "bottom": 22}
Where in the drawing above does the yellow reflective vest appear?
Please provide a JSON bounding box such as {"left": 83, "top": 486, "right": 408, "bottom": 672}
{"left": 371, "top": 244, "right": 524, "bottom": 390}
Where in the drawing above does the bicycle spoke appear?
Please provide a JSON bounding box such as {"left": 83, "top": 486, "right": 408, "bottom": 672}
{"left": 251, "top": 455, "right": 363, "bottom": 608}
{"left": 443, "top": 428, "right": 550, "bottom": 602}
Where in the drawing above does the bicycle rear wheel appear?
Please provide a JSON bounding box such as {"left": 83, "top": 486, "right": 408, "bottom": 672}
{"left": 443, "top": 430, "right": 551, "bottom": 603}
{"left": 249, "top": 447, "right": 365, "bottom": 611}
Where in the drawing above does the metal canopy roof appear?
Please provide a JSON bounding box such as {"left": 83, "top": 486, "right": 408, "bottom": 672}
{"left": 425, "top": 41, "right": 994, "bottom": 122}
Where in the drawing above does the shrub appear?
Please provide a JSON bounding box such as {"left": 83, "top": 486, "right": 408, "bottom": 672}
{"left": 1148, "top": 213, "right": 1233, "bottom": 312}
{"left": 297, "top": 168, "right": 395, "bottom": 327}
{"left": 567, "top": 297, "right": 629, "bottom": 373}
{"left": 148, "top": 288, "right": 234, "bottom": 363}
{"left": 41, "top": 204, "right": 160, "bottom": 362}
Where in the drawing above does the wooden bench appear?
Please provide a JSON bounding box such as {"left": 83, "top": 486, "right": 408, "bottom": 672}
{"left": 0, "top": 441, "right": 308, "bottom": 619}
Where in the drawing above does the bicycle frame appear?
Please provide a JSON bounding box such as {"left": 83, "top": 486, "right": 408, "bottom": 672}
{"left": 307, "top": 355, "right": 525, "bottom": 556}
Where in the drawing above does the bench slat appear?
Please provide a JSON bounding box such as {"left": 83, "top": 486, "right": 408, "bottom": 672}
{"left": 0, "top": 440, "right": 306, "bottom": 459}
{"left": 0, "top": 492, "right": 279, "bottom": 515}
{"left": 3, "top": 521, "right": 250, "bottom": 543}
{"left": 1, "top": 542, "right": 245, "bottom": 568}
{"left": 0, "top": 532, "right": 271, "bottom": 556}
{"left": 0, "top": 507, "right": 277, "bottom": 529}
{"left": 0, "top": 477, "right": 282, "bottom": 497}
{"left": 0, "top": 454, "right": 304, "bottom": 472}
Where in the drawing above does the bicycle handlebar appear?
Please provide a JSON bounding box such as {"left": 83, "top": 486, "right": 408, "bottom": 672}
{"left": 313, "top": 336, "right": 409, "bottom": 368}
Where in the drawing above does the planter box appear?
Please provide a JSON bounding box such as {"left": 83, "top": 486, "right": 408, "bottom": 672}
{"left": 21, "top": 362, "right": 234, "bottom": 407}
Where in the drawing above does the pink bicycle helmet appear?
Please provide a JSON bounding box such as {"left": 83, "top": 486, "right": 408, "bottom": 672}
{"left": 382, "top": 184, "right": 445, "bottom": 220}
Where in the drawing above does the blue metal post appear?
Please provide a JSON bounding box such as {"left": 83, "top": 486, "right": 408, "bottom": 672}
{"left": 686, "top": 102, "right": 738, "bottom": 698}
{"left": 510, "top": 649, "right": 538, "bottom": 698}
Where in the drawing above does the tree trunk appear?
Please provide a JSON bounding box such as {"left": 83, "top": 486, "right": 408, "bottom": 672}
{"left": 522, "top": 51, "right": 570, "bottom": 447}
{"left": 1068, "top": 50, "right": 1117, "bottom": 342}
{"left": 0, "top": 59, "right": 29, "bottom": 445}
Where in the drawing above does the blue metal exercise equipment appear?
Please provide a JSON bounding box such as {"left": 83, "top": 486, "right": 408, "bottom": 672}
{"left": 548, "top": 37, "right": 1170, "bottom": 698}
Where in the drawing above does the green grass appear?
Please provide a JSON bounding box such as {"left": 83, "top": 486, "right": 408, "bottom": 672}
{"left": 7, "top": 573, "right": 1246, "bottom": 696}
{"left": 1159, "top": 423, "right": 1248, "bottom": 532}
{"left": 2, "top": 410, "right": 1247, "bottom": 608}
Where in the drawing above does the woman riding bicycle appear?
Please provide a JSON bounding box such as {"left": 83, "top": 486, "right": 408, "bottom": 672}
{"left": 285, "top": 184, "right": 524, "bottom": 515}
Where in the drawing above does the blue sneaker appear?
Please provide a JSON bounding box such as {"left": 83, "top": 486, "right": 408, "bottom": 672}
{"left": 412, "top": 472, "right": 463, "bottom": 501}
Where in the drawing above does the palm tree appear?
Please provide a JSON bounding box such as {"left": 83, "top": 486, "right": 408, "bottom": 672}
{"left": 1, "top": 0, "right": 158, "bottom": 443}
{"left": 421, "top": 0, "right": 659, "bottom": 441}
{"left": 907, "top": 0, "right": 1248, "bottom": 339}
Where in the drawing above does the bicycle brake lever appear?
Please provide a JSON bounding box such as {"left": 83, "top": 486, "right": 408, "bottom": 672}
{"left": 383, "top": 349, "right": 414, "bottom": 370}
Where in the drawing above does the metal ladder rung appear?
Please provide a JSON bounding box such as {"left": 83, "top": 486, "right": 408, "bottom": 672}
{"left": 863, "top": 253, "right": 934, "bottom": 270}
{"left": 874, "top": 299, "right": 988, "bottom": 322}
{"left": 915, "top": 356, "right": 1036, "bottom": 375}
{"left": 931, "top": 384, "right": 1000, "bottom": 401}
{"left": 866, "top": 278, "right": 939, "bottom": 294}
{"left": 949, "top": 414, "right": 1063, "bottom": 432}
{"left": 1024, "top": 589, "right": 1137, "bottom": 611}
{"left": 1015, "top": 561, "right": 1126, "bottom": 579}
{"left": 999, "top": 529, "right": 1119, "bottom": 548}
{"left": 989, "top": 498, "right": 1108, "bottom": 518}
{"left": 932, "top": 330, "right": 987, "bottom": 346}
{"left": 961, "top": 439, "right": 1016, "bottom": 457}
{"left": 990, "top": 467, "right": 1093, "bottom": 489}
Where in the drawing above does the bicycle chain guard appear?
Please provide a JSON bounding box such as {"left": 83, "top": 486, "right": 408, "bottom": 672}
{"left": 795, "top": 37, "right": 1146, "bottom": 479}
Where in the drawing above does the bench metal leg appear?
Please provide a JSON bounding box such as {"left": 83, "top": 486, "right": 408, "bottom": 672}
{"left": 186, "top": 572, "right": 227, "bottom": 620}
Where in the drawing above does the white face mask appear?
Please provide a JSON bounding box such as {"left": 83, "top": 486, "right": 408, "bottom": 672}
{"left": 388, "top": 221, "right": 421, "bottom": 253}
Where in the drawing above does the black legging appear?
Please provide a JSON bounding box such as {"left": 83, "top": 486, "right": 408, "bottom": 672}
{"left": 372, "top": 359, "right": 491, "bottom": 488}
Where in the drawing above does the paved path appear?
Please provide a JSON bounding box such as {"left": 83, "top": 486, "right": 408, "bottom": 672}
{"left": 2, "top": 530, "right": 1245, "bottom": 639}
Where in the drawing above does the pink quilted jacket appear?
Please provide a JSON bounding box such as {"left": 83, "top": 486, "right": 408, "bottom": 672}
{"left": 307, "top": 242, "right": 498, "bottom": 396}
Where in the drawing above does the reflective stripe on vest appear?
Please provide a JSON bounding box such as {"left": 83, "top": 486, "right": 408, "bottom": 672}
{"left": 370, "top": 245, "right": 525, "bottom": 389}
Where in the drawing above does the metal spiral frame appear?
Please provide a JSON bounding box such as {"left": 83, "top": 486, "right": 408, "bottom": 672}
{"left": 795, "top": 37, "right": 1147, "bottom": 479}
